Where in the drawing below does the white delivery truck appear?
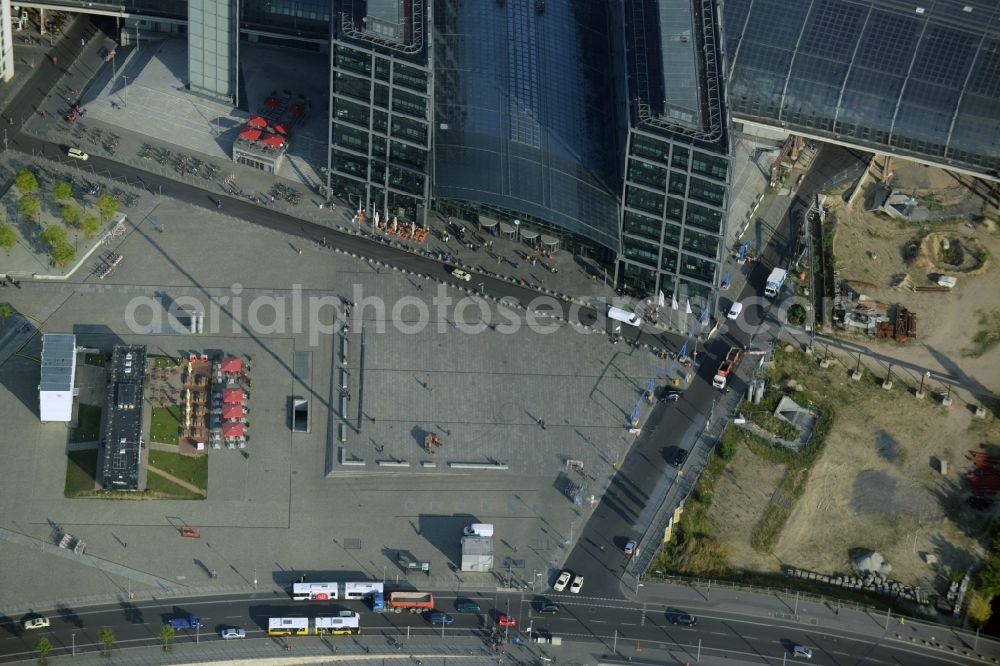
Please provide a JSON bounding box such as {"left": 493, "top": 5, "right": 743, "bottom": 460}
{"left": 764, "top": 268, "right": 788, "bottom": 298}
{"left": 463, "top": 523, "right": 494, "bottom": 537}
{"left": 607, "top": 306, "right": 642, "bottom": 326}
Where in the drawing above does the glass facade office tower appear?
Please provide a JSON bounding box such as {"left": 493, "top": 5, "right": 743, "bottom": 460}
{"left": 188, "top": 0, "right": 237, "bottom": 102}
{"left": 327, "top": 0, "right": 432, "bottom": 224}
{"left": 432, "top": 0, "right": 625, "bottom": 256}
{"left": 617, "top": 0, "right": 730, "bottom": 310}
{"left": 0, "top": 0, "right": 13, "bottom": 83}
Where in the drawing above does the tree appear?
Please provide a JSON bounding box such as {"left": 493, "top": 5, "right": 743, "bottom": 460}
{"left": 18, "top": 195, "right": 41, "bottom": 221}
{"left": 81, "top": 214, "right": 101, "bottom": 239}
{"left": 0, "top": 303, "right": 12, "bottom": 329}
{"left": 968, "top": 589, "right": 993, "bottom": 628}
{"left": 15, "top": 169, "right": 38, "bottom": 194}
{"left": 40, "top": 225, "right": 66, "bottom": 248}
{"left": 97, "top": 627, "right": 115, "bottom": 656}
{"left": 35, "top": 636, "right": 51, "bottom": 665}
{"left": 52, "top": 180, "right": 73, "bottom": 202}
{"left": 96, "top": 194, "right": 119, "bottom": 222}
{"left": 51, "top": 241, "right": 75, "bottom": 267}
{"left": 159, "top": 623, "right": 175, "bottom": 651}
{"left": 61, "top": 203, "right": 82, "bottom": 228}
{"left": 0, "top": 223, "right": 16, "bottom": 253}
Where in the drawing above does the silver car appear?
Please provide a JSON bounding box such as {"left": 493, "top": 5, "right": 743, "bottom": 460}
{"left": 792, "top": 645, "right": 812, "bottom": 659}
{"left": 221, "top": 627, "right": 246, "bottom": 639}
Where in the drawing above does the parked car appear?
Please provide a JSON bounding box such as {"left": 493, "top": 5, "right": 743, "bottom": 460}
{"left": 498, "top": 614, "right": 516, "bottom": 627}
{"left": 792, "top": 645, "right": 813, "bottom": 659}
{"left": 23, "top": 617, "right": 50, "bottom": 630}
{"left": 67, "top": 148, "right": 89, "bottom": 160}
{"left": 570, "top": 575, "right": 584, "bottom": 594}
{"left": 451, "top": 269, "right": 472, "bottom": 282}
{"left": 667, "top": 612, "right": 697, "bottom": 626}
{"left": 727, "top": 301, "right": 744, "bottom": 319}
{"left": 662, "top": 391, "right": 683, "bottom": 402}
{"left": 87, "top": 182, "right": 101, "bottom": 195}
{"left": 553, "top": 570, "right": 572, "bottom": 592}
{"left": 220, "top": 627, "right": 246, "bottom": 639}
{"left": 624, "top": 539, "right": 637, "bottom": 556}
{"left": 428, "top": 612, "right": 454, "bottom": 625}
{"left": 672, "top": 449, "right": 689, "bottom": 468}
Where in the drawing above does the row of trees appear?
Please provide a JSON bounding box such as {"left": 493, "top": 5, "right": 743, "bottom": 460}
{"left": 12, "top": 169, "right": 120, "bottom": 267}
{"left": 34, "top": 628, "right": 116, "bottom": 663}
{"left": 32, "top": 624, "right": 184, "bottom": 661}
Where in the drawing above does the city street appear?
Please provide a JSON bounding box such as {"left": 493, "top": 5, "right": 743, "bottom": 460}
{"left": 0, "top": 586, "right": 993, "bottom": 664}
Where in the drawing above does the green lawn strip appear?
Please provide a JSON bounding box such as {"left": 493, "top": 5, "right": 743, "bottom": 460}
{"left": 150, "top": 355, "right": 183, "bottom": 368}
{"left": 149, "top": 405, "right": 180, "bottom": 445}
{"left": 65, "top": 450, "right": 98, "bottom": 497}
{"left": 146, "top": 470, "right": 205, "bottom": 500}
{"left": 84, "top": 353, "right": 106, "bottom": 367}
{"left": 148, "top": 450, "right": 207, "bottom": 492}
{"left": 69, "top": 404, "right": 102, "bottom": 443}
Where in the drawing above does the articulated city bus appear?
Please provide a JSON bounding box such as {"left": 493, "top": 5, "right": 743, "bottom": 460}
{"left": 315, "top": 612, "right": 362, "bottom": 635}
{"left": 291, "top": 582, "right": 339, "bottom": 601}
{"left": 267, "top": 614, "right": 361, "bottom": 636}
{"left": 267, "top": 617, "right": 310, "bottom": 636}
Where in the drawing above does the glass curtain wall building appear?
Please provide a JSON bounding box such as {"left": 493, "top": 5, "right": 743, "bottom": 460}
{"left": 327, "top": 0, "right": 432, "bottom": 224}
{"left": 432, "top": 0, "right": 625, "bottom": 257}
{"left": 618, "top": 0, "right": 731, "bottom": 310}
{"left": 188, "top": 0, "right": 237, "bottom": 102}
{"left": 724, "top": 0, "right": 1000, "bottom": 177}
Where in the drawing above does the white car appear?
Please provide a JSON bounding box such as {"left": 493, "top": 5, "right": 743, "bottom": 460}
{"left": 451, "top": 269, "right": 472, "bottom": 282}
{"left": 570, "top": 575, "right": 584, "bottom": 594}
{"left": 23, "top": 617, "right": 50, "bottom": 630}
{"left": 792, "top": 645, "right": 812, "bottom": 659}
{"left": 727, "top": 301, "right": 743, "bottom": 320}
{"left": 553, "top": 570, "right": 572, "bottom": 592}
{"left": 221, "top": 627, "right": 246, "bottom": 639}
{"left": 67, "top": 148, "right": 89, "bottom": 160}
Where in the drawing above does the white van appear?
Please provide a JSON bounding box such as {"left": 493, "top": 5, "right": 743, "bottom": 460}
{"left": 463, "top": 523, "right": 493, "bottom": 537}
{"left": 67, "top": 148, "right": 89, "bottom": 160}
{"left": 607, "top": 306, "right": 641, "bottom": 326}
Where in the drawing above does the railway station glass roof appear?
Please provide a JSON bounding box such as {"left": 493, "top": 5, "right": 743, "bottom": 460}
{"left": 433, "top": 0, "right": 623, "bottom": 251}
{"left": 723, "top": 0, "right": 1000, "bottom": 174}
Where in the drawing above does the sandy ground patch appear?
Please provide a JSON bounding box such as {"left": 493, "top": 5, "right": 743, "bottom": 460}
{"left": 705, "top": 446, "right": 786, "bottom": 572}
{"left": 829, "top": 160, "right": 1000, "bottom": 394}
{"left": 714, "top": 349, "right": 1000, "bottom": 590}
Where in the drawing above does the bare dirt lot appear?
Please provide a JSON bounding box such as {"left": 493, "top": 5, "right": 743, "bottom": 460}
{"left": 830, "top": 159, "right": 1000, "bottom": 394}
{"left": 713, "top": 348, "right": 1000, "bottom": 591}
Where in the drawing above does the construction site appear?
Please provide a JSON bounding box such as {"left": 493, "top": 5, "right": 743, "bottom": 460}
{"left": 816, "top": 157, "right": 1000, "bottom": 393}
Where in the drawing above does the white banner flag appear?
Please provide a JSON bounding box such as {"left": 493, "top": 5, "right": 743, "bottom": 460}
{"left": 657, "top": 291, "right": 666, "bottom": 308}
{"left": 685, "top": 299, "right": 693, "bottom": 315}
{"left": 671, "top": 293, "right": 679, "bottom": 310}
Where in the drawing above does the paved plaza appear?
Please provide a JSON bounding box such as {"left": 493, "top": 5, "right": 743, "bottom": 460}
{"left": 0, "top": 196, "right": 662, "bottom": 611}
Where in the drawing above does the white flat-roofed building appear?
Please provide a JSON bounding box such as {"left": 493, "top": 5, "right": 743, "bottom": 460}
{"left": 39, "top": 334, "right": 77, "bottom": 422}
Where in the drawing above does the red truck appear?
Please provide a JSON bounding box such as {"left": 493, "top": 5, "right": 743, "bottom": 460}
{"left": 712, "top": 347, "right": 742, "bottom": 390}
{"left": 388, "top": 591, "right": 434, "bottom": 612}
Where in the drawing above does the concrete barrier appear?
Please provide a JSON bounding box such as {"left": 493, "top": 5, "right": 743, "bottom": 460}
{"left": 449, "top": 462, "right": 510, "bottom": 470}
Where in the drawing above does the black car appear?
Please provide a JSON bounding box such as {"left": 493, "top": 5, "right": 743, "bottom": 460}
{"left": 535, "top": 600, "right": 560, "bottom": 614}
{"left": 672, "top": 449, "right": 688, "bottom": 468}
{"left": 668, "top": 612, "right": 697, "bottom": 626}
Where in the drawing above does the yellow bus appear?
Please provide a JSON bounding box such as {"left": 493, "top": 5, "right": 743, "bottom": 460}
{"left": 268, "top": 617, "right": 309, "bottom": 636}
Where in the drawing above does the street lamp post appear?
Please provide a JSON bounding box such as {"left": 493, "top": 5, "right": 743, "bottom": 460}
{"left": 253, "top": 567, "right": 257, "bottom": 590}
